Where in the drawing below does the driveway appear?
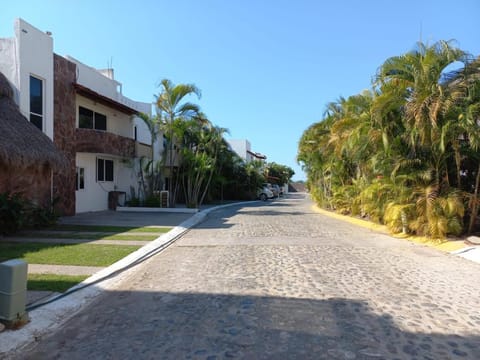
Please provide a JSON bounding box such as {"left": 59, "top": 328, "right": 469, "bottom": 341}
{"left": 13, "top": 194, "right": 480, "bottom": 359}
{"left": 59, "top": 209, "right": 194, "bottom": 227}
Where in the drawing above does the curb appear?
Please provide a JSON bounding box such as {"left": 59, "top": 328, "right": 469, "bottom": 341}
{"left": 116, "top": 206, "right": 199, "bottom": 213}
{"left": 0, "top": 200, "right": 257, "bottom": 357}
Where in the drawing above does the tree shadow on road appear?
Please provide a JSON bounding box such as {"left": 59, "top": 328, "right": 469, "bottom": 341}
{"left": 15, "top": 291, "right": 480, "bottom": 360}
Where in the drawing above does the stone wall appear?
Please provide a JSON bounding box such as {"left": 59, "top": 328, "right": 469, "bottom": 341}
{"left": 75, "top": 128, "right": 135, "bottom": 158}
{"left": 53, "top": 54, "right": 76, "bottom": 215}
{"left": 0, "top": 162, "right": 52, "bottom": 207}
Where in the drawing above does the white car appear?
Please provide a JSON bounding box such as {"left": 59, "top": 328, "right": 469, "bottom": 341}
{"left": 257, "top": 186, "right": 274, "bottom": 201}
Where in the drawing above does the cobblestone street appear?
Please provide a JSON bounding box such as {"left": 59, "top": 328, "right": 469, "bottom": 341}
{"left": 15, "top": 194, "right": 480, "bottom": 359}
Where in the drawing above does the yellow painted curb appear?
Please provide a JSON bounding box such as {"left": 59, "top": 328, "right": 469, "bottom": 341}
{"left": 311, "top": 205, "right": 468, "bottom": 253}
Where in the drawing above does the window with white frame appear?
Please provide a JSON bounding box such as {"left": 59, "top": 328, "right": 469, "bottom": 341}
{"left": 97, "top": 158, "right": 114, "bottom": 182}
{"left": 79, "top": 106, "right": 107, "bottom": 131}
{"left": 76, "top": 167, "right": 85, "bottom": 190}
{"left": 29, "top": 75, "right": 43, "bottom": 131}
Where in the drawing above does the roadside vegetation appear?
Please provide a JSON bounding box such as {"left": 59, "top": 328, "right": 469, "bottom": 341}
{"left": 27, "top": 274, "right": 89, "bottom": 293}
{"left": 0, "top": 224, "right": 168, "bottom": 293}
{"left": 298, "top": 41, "right": 480, "bottom": 239}
{"left": 51, "top": 225, "right": 169, "bottom": 233}
{"left": 133, "top": 79, "right": 295, "bottom": 209}
{"left": 0, "top": 243, "right": 140, "bottom": 266}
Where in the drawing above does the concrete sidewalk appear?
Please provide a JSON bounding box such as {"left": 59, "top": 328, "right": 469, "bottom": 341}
{"left": 15, "top": 210, "right": 201, "bottom": 307}
{"left": 58, "top": 210, "right": 194, "bottom": 227}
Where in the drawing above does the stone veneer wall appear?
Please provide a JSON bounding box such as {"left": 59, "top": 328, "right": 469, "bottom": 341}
{"left": 53, "top": 54, "right": 77, "bottom": 215}
{"left": 0, "top": 163, "right": 52, "bottom": 207}
{"left": 75, "top": 128, "right": 135, "bottom": 158}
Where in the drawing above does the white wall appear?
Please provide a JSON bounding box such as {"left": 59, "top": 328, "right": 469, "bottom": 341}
{"left": 227, "top": 139, "right": 252, "bottom": 162}
{"left": 134, "top": 115, "right": 153, "bottom": 145}
{"left": 0, "top": 37, "right": 18, "bottom": 102}
{"left": 75, "top": 153, "right": 139, "bottom": 213}
{"left": 66, "top": 55, "right": 152, "bottom": 113}
{"left": 67, "top": 56, "right": 120, "bottom": 101}
{"left": 0, "top": 18, "right": 54, "bottom": 139}
{"left": 16, "top": 19, "right": 54, "bottom": 140}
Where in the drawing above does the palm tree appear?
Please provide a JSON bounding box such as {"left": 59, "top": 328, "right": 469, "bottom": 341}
{"left": 449, "top": 56, "right": 480, "bottom": 233}
{"left": 156, "top": 79, "right": 201, "bottom": 207}
{"left": 138, "top": 112, "right": 160, "bottom": 163}
{"left": 375, "top": 40, "right": 468, "bottom": 184}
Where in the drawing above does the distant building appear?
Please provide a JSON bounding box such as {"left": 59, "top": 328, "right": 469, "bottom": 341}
{"left": 227, "top": 139, "right": 266, "bottom": 163}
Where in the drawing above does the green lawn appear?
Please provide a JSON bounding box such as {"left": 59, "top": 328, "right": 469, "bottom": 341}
{"left": 28, "top": 274, "right": 89, "bottom": 293}
{"left": 19, "top": 232, "right": 159, "bottom": 241}
{"left": 0, "top": 242, "right": 140, "bottom": 266}
{"left": 50, "top": 225, "right": 171, "bottom": 233}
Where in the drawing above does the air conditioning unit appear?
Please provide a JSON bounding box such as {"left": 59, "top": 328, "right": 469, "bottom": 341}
{"left": 0, "top": 259, "right": 28, "bottom": 325}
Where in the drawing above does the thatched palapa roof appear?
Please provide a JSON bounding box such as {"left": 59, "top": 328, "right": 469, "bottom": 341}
{"left": 0, "top": 72, "right": 66, "bottom": 169}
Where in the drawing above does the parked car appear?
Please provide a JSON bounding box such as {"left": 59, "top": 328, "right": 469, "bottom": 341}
{"left": 257, "top": 186, "right": 274, "bottom": 201}
{"left": 271, "top": 184, "right": 281, "bottom": 197}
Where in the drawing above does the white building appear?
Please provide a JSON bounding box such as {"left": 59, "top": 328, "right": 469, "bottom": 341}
{"left": 0, "top": 18, "right": 155, "bottom": 215}
{"left": 227, "top": 139, "right": 267, "bottom": 163}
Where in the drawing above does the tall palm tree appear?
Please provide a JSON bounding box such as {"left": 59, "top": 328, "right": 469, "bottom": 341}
{"left": 375, "top": 40, "right": 468, "bottom": 184}
{"left": 449, "top": 56, "right": 480, "bottom": 233}
{"left": 156, "top": 79, "right": 201, "bottom": 207}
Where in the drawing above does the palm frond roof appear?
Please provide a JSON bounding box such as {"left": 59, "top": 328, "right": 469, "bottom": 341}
{"left": 0, "top": 71, "right": 66, "bottom": 169}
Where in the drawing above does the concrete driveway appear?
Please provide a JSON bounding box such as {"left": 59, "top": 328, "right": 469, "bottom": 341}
{"left": 59, "top": 210, "right": 193, "bottom": 227}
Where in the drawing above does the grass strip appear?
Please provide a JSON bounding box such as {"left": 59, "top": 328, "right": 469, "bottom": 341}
{"left": 18, "top": 233, "right": 159, "bottom": 241}
{"left": 50, "top": 225, "right": 171, "bottom": 233}
{"left": 28, "top": 274, "right": 89, "bottom": 293}
{"left": 0, "top": 242, "right": 140, "bottom": 267}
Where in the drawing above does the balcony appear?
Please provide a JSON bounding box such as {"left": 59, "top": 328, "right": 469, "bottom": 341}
{"left": 75, "top": 128, "right": 135, "bottom": 158}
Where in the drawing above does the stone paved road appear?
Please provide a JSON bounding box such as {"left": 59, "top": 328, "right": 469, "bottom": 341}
{"left": 15, "top": 194, "right": 480, "bottom": 359}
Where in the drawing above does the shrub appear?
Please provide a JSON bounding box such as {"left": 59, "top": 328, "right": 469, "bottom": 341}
{"left": 26, "top": 202, "right": 59, "bottom": 228}
{"left": 0, "top": 192, "right": 59, "bottom": 235}
{"left": 126, "top": 197, "right": 141, "bottom": 207}
{"left": 0, "top": 192, "right": 26, "bottom": 235}
{"left": 144, "top": 195, "right": 160, "bottom": 207}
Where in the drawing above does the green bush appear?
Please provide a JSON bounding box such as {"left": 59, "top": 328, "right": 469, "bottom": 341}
{"left": 144, "top": 195, "right": 160, "bottom": 207}
{"left": 26, "top": 203, "right": 59, "bottom": 228}
{"left": 0, "top": 192, "right": 26, "bottom": 235}
{"left": 126, "top": 197, "right": 141, "bottom": 207}
{"left": 0, "top": 192, "right": 59, "bottom": 235}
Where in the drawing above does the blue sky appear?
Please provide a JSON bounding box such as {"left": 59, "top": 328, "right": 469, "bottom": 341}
{"left": 2, "top": 1, "right": 479, "bottom": 181}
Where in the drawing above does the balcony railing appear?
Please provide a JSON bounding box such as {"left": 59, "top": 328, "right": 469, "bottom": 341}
{"left": 75, "top": 128, "right": 135, "bottom": 157}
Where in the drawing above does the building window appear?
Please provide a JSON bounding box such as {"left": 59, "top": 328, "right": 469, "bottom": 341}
{"left": 97, "top": 158, "right": 114, "bottom": 182}
{"left": 79, "top": 106, "right": 107, "bottom": 131}
{"left": 76, "top": 167, "right": 85, "bottom": 190}
{"left": 29, "top": 75, "right": 43, "bottom": 131}
{"left": 134, "top": 125, "right": 137, "bottom": 141}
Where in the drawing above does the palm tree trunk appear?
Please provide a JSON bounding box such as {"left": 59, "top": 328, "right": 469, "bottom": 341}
{"left": 453, "top": 141, "right": 461, "bottom": 187}
{"left": 168, "top": 115, "right": 175, "bottom": 207}
{"left": 199, "top": 168, "right": 214, "bottom": 207}
{"left": 468, "top": 162, "right": 480, "bottom": 234}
